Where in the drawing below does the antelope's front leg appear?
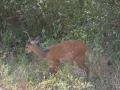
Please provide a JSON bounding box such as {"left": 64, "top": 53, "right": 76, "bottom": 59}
{"left": 49, "top": 64, "right": 58, "bottom": 76}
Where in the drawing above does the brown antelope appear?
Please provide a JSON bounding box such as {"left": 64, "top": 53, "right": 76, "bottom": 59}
{"left": 25, "top": 36, "right": 90, "bottom": 80}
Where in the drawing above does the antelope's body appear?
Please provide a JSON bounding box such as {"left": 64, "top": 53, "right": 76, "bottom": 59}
{"left": 25, "top": 36, "right": 90, "bottom": 81}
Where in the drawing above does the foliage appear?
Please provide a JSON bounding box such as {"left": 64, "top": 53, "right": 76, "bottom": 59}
{"left": 0, "top": 0, "right": 120, "bottom": 89}
{"left": 0, "top": 0, "right": 120, "bottom": 62}
{"left": 0, "top": 52, "right": 119, "bottom": 90}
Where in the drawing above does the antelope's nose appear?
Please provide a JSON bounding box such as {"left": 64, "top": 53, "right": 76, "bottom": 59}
{"left": 25, "top": 49, "right": 28, "bottom": 53}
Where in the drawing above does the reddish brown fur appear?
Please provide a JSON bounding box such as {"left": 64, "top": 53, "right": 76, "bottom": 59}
{"left": 25, "top": 36, "right": 90, "bottom": 81}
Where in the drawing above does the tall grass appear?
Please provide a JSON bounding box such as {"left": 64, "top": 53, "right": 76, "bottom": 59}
{"left": 0, "top": 46, "right": 120, "bottom": 90}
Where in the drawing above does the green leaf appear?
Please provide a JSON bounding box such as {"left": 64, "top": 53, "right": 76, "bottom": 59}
{"left": 78, "top": 0, "right": 84, "bottom": 6}
{"left": 44, "top": 3, "right": 47, "bottom": 9}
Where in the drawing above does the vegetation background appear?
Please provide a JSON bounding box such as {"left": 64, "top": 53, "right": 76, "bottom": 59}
{"left": 0, "top": 0, "right": 120, "bottom": 90}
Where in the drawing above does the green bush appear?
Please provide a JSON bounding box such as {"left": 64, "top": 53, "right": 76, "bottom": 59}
{"left": 0, "top": 0, "right": 120, "bottom": 72}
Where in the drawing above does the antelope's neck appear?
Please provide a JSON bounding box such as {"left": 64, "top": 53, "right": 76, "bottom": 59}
{"left": 33, "top": 46, "right": 49, "bottom": 59}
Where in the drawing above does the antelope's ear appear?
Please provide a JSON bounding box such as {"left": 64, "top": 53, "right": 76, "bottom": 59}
{"left": 34, "top": 36, "right": 40, "bottom": 44}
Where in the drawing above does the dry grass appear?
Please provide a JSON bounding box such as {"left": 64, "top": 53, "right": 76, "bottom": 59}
{"left": 89, "top": 55, "right": 120, "bottom": 90}
{"left": 0, "top": 50, "right": 120, "bottom": 90}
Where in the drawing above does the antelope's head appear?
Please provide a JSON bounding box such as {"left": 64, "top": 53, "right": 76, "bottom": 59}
{"left": 25, "top": 36, "right": 40, "bottom": 53}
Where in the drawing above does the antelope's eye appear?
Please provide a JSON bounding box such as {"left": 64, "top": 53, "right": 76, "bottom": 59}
{"left": 26, "top": 46, "right": 28, "bottom": 48}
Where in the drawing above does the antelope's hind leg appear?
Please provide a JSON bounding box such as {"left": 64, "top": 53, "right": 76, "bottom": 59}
{"left": 74, "top": 55, "right": 89, "bottom": 81}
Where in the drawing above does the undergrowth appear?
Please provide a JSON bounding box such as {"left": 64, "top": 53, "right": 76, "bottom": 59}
{"left": 0, "top": 48, "right": 120, "bottom": 90}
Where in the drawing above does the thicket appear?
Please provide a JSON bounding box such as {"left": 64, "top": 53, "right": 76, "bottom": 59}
{"left": 0, "top": 0, "right": 120, "bottom": 89}
{"left": 1, "top": 0, "right": 120, "bottom": 63}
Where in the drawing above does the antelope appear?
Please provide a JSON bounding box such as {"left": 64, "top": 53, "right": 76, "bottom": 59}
{"left": 25, "top": 36, "right": 90, "bottom": 81}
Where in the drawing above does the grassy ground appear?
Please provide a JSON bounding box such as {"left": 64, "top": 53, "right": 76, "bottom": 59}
{"left": 0, "top": 49, "right": 120, "bottom": 90}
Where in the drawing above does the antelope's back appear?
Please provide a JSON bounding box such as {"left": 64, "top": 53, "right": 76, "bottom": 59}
{"left": 46, "top": 40, "right": 89, "bottom": 61}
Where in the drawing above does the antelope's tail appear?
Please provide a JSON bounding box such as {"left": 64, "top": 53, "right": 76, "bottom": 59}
{"left": 86, "top": 46, "right": 90, "bottom": 51}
